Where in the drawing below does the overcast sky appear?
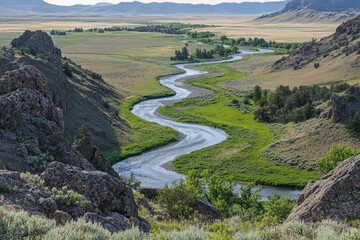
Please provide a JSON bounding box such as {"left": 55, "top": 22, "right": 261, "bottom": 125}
{"left": 44, "top": 0, "right": 284, "bottom": 6}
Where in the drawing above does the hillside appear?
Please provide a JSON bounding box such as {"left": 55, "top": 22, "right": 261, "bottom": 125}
{"left": 273, "top": 14, "right": 360, "bottom": 70}
{"left": 259, "top": 0, "right": 360, "bottom": 22}
{"left": 0, "top": 0, "right": 289, "bottom": 14}
{"left": 0, "top": 31, "right": 128, "bottom": 150}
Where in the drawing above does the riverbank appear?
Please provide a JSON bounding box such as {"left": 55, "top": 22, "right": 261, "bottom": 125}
{"left": 157, "top": 55, "right": 321, "bottom": 188}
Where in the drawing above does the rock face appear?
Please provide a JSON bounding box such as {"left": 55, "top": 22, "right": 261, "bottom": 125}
{"left": 194, "top": 198, "right": 222, "bottom": 221}
{"left": 273, "top": 15, "right": 360, "bottom": 70}
{"left": 11, "top": 30, "right": 61, "bottom": 63}
{"left": 42, "top": 162, "right": 136, "bottom": 217}
{"left": 73, "top": 136, "right": 118, "bottom": 177}
{"left": 0, "top": 66, "right": 94, "bottom": 172}
{"left": 321, "top": 85, "right": 360, "bottom": 123}
{"left": 1, "top": 30, "right": 127, "bottom": 150}
{"left": 287, "top": 154, "right": 360, "bottom": 222}
{"left": 0, "top": 64, "right": 149, "bottom": 233}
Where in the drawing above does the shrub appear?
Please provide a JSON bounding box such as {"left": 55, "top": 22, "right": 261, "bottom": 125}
{"left": 119, "top": 172, "right": 141, "bottom": 190}
{"left": 74, "top": 125, "right": 90, "bottom": 141}
{"left": 0, "top": 207, "right": 55, "bottom": 239}
{"left": 26, "top": 153, "right": 54, "bottom": 170}
{"left": 158, "top": 180, "right": 196, "bottom": 220}
{"left": 51, "top": 186, "right": 91, "bottom": 210}
{"left": 317, "top": 144, "right": 359, "bottom": 173}
{"left": 263, "top": 194, "right": 296, "bottom": 223}
{"left": 168, "top": 227, "right": 210, "bottom": 240}
{"left": 347, "top": 112, "right": 360, "bottom": 135}
{"left": 20, "top": 172, "right": 44, "bottom": 187}
{"left": 44, "top": 219, "right": 111, "bottom": 240}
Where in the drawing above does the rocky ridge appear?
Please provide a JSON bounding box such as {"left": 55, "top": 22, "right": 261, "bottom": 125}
{"left": 259, "top": 0, "right": 360, "bottom": 22}
{"left": 0, "top": 30, "right": 128, "bottom": 150}
{"left": 0, "top": 65, "right": 149, "bottom": 233}
{"left": 273, "top": 14, "right": 360, "bottom": 70}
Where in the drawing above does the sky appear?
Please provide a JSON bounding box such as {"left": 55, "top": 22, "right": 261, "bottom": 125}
{"left": 44, "top": 0, "right": 284, "bottom": 6}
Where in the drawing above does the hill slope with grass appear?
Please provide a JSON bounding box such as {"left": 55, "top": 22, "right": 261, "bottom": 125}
{"left": 0, "top": 30, "right": 128, "bottom": 150}
{"left": 258, "top": 0, "right": 360, "bottom": 22}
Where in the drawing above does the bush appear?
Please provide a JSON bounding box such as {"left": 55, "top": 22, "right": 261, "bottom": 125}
{"left": 262, "top": 194, "right": 296, "bottom": 224}
{"left": 317, "top": 144, "right": 359, "bottom": 173}
{"left": 347, "top": 112, "right": 360, "bottom": 135}
{"left": 0, "top": 207, "right": 55, "bottom": 239}
{"left": 158, "top": 180, "right": 196, "bottom": 220}
{"left": 168, "top": 227, "right": 210, "bottom": 240}
{"left": 74, "top": 125, "right": 90, "bottom": 141}
{"left": 20, "top": 172, "right": 44, "bottom": 187}
{"left": 44, "top": 219, "right": 111, "bottom": 240}
{"left": 51, "top": 186, "right": 91, "bottom": 210}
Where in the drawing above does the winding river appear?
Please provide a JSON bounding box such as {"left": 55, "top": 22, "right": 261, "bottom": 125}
{"left": 113, "top": 49, "right": 302, "bottom": 199}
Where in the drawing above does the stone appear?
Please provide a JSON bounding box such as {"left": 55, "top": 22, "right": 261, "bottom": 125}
{"left": 73, "top": 136, "right": 118, "bottom": 177}
{"left": 53, "top": 210, "right": 72, "bottom": 225}
{"left": 194, "top": 198, "right": 222, "bottom": 221}
{"left": 286, "top": 153, "right": 360, "bottom": 223}
{"left": 41, "top": 162, "right": 137, "bottom": 218}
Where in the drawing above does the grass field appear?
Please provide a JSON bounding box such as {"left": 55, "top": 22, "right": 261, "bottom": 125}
{"left": 159, "top": 61, "right": 321, "bottom": 188}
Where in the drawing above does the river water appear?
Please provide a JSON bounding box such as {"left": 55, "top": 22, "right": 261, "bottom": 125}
{"left": 113, "top": 49, "right": 302, "bottom": 199}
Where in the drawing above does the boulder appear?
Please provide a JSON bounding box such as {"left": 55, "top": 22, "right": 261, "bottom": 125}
{"left": 73, "top": 136, "right": 118, "bottom": 177}
{"left": 286, "top": 153, "right": 360, "bottom": 223}
{"left": 41, "top": 162, "right": 137, "bottom": 218}
{"left": 194, "top": 198, "right": 222, "bottom": 221}
{"left": 0, "top": 170, "right": 23, "bottom": 193}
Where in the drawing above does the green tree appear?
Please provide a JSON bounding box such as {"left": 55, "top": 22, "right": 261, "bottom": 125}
{"left": 317, "top": 144, "right": 359, "bottom": 173}
{"left": 253, "top": 85, "right": 262, "bottom": 102}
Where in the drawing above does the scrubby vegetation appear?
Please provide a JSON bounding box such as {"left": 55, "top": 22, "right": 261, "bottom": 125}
{"left": 317, "top": 144, "right": 359, "bottom": 173}
{"left": 347, "top": 112, "right": 360, "bottom": 135}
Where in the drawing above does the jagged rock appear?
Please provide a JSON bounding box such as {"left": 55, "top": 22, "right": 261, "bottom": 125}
{"left": 41, "top": 162, "right": 137, "bottom": 218}
{"left": 4, "top": 184, "right": 57, "bottom": 217}
{"left": 0, "top": 170, "right": 23, "bottom": 193}
{"left": 321, "top": 84, "right": 360, "bottom": 123}
{"left": 286, "top": 154, "right": 360, "bottom": 223}
{"left": 194, "top": 198, "right": 222, "bottom": 221}
{"left": 0, "top": 66, "right": 95, "bottom": 172}
{"left": 11, "top": 30, "right": 61, "bottom": 63}
{"left": 73, "top": 136, "right": 118, "bottom": 177}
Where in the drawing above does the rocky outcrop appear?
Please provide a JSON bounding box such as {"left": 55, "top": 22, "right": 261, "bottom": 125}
{"left": 287, "top": 153, "right": 360, "bottom": 223}
{"left": 321, "top": 84, "right": 360, "bottom": 123}
{"left": 273, "top": 15, "right": 360, "bottom": 70}
{"left": 42, "top": 162, "right": 136, "bottom": 217}
{"left": 73, "top": 136, "right": 118, "bottom": 177}
{"left": 1, "top": 30, "right": 127, "bottom": 150}
{"left": 0, "top": 66, "right": 94, "bottom": 172}
{"left": 11, "top": 30, "right": 61, "bottom": 63}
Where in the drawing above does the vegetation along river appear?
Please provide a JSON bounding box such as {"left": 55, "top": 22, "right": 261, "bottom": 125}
{"left": 113, "top": 49, "right": 302, "bottom": 199}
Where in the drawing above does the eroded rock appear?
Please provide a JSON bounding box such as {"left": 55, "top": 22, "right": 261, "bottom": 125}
{"left": 286, "top": 153, "right": 360, "bottom": 222}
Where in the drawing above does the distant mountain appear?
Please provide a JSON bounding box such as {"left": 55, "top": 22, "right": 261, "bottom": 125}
{"left": 0, "top": 0, "right": 290, "bottom": 14}
{"left": 259, "top": 0, "right": 360, "bottom": 22}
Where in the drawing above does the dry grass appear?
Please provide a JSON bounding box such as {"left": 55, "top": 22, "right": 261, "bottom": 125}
{"left": 267, "top": 118, "right": 360, "bottom": 164}
{"left": 222, "top": 52, "right": 360, "bottom": 92}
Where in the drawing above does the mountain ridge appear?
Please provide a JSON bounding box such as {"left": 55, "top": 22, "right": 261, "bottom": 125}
{"left": 0, "top": 0, "right": 290, "bottom": 14}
